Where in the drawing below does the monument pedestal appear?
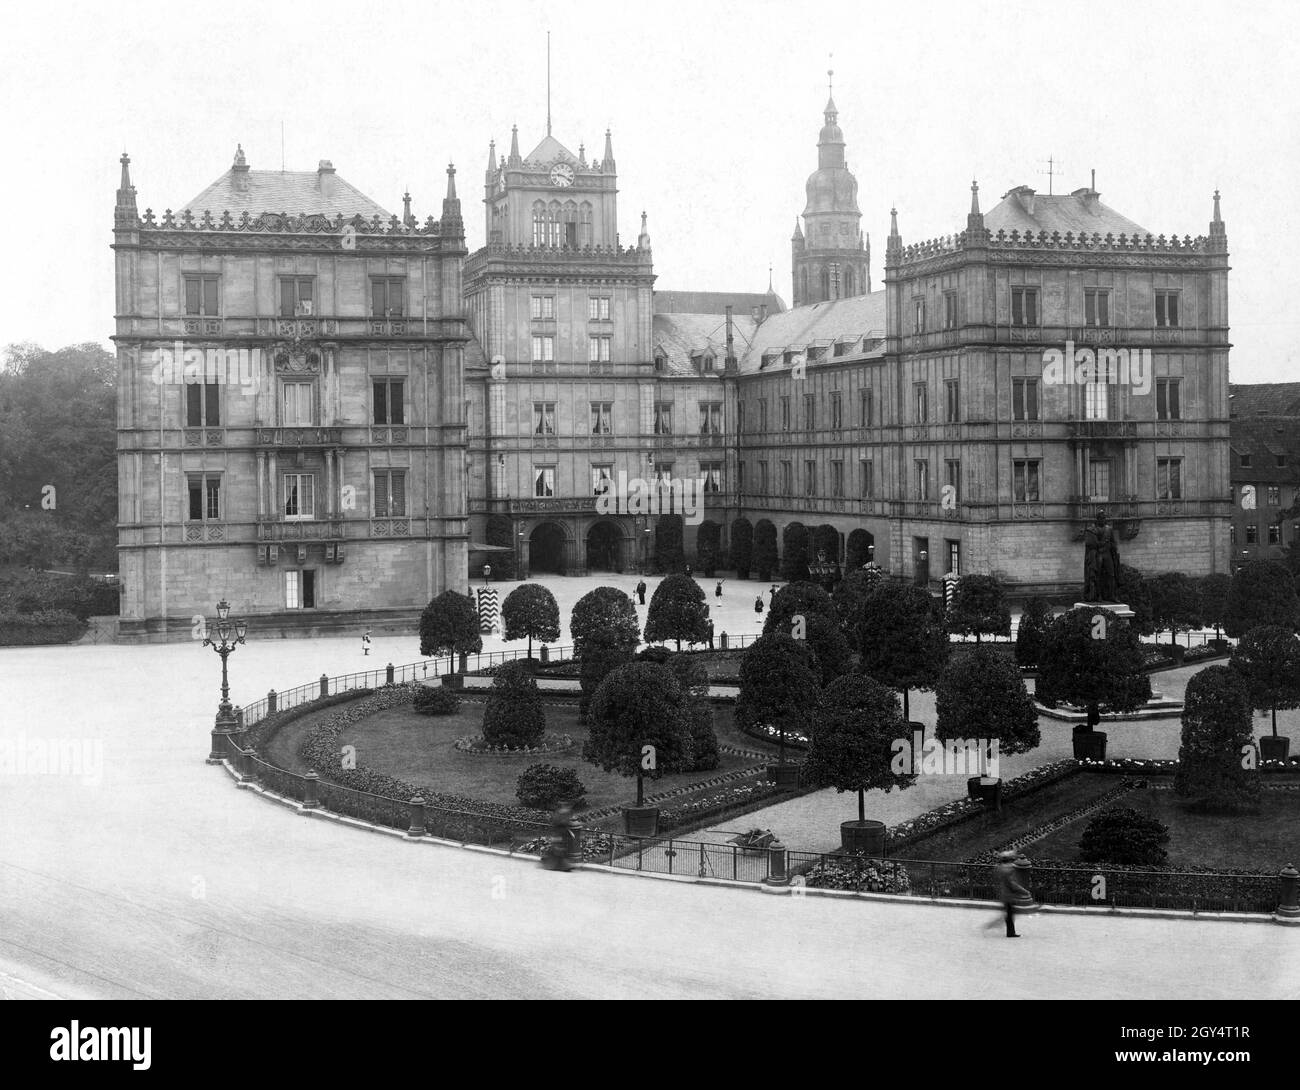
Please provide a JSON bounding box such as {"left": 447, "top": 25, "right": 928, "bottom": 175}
{"left": 1074, "top": 601, "right": 1135, "bottom": 620}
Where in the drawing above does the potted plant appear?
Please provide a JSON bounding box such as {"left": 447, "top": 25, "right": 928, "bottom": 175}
{"left": 1229, "top": 625, "right": 1300, "bottom": 761}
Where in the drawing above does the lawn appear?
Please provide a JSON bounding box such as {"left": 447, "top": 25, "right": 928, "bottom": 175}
{"left": 1025, "top": 782, "right": 1300, "bottom": 870}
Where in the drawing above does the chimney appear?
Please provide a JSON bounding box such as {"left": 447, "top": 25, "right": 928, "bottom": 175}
{"left": 231, "top": 144, "right": 250, "bottom": 194}
{"left": 725, "top": 305, "right": 737, "bottom": 372}
{"left": 1070, "top": 184, "right": 1100, "bottom": 213}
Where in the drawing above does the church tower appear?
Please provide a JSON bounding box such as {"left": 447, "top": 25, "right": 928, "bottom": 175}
{"left": 792, "top": 73, "right": 869, "bottom": 307}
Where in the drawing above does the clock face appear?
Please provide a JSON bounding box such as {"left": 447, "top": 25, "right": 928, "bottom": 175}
{"left": 550, "top": 162, "right": 575, "bottom": 187}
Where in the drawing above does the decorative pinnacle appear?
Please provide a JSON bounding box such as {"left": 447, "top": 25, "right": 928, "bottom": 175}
{"left": 1213, "top": 189, "right": 1222, "bottom": 224}
{"left": 970, "top": 179, "right": 980, "bottom": 215}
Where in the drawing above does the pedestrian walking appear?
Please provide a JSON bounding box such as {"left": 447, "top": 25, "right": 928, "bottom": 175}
{"left": 707, "top": 620, "right": 715, "bottom": 650}
{"left": 769, "top": 584, "right": 777, "bottom": 602}
{"left": 754, "top": 595, "right": 764, "bottom": 614}
{"left": 991, "top": 850, "right": 1028, "bottom": 938}
{"left": 362, "top": 628, "right": 372, "bottom": 656}
{"left": 636, "top": 579, "right": 647, "bottom": 606}
{"left": 715, "top": 580, "right": 722, "bottom": 598}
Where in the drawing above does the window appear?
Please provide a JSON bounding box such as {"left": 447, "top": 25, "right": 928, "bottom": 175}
{"left": 1268, "top": 485, "right": 1281, "bottom": 506}
{"left": 1230, "top": 523, "right": 1237, "bottom": 545}
{"left": 914, "top": 383, "right": 928, "bottom": 423}
{"left": 758, "top": 461, "right": 769, "bottom": 493}
{"left": 830, "top": 391, "right": 842, "bottom": 429}
{"left": 1089, "top": 459, "right": 1111, "bottom": 501}
{"left": 1084, "top": 362, "right": 1115, "bottom": 420}
{"left": 588, "top": 297, "right": 611, "bottom": 321}
{"left": 1084, "top": 288, "right": 1110, "bottom": 328}
{"left": 279, "top": 276, "right": 315, "bottom": 317}
{"left": 1157, "top": 458, "right": 1183, "bottom": 500}
{"left": 830, "top": 460, "right": 844, "bottom": 497}
{"left": 1246, "top": 524, "right": 1259, "bottom": 545}
{"left": 184, "top": 275, "right": 219, "bottom": 316}
{"left": 737, "top": 462, "right": 745, "bottom": 492}
{"left": 1278, "top": 455, "right": 1288, "bottom": 468}
{"left": 590, "top": 402, "right": 613, "bottom": 435}
{"left": 654, "top": 462, "right": 674, "bottom": 484}
{"left": 804, "top": 393, "right": 815, "bottom": 430}
{"left": 913, "top": 298, "right": 926, "bottom": 334}
{"left": 530, "top": 295, "right": 555, "bottom": 320}
{"left": 653, "top": 353, "right": 667, "bottom": 373}
{"left": 1012, "top": 377, "right": 1039, "bottom": 422}
{"left": 283, "top": 473, "right": 315, "bottom": 520}
{"left": 860, "top": 388, "right": 873, "bottom": 426}
{"left": 833, "top": 340, "right": 851, "bottom": 358}
{"left": 592, "top": 464, "right": 613, "bottom": 496}
{"left": 804, "top": 460, "right": 817, "bottom": 495}
{"left": 701, "top": 462, "right": 722, "bottom": 493}
{"left": 533, "top": 466, "right": 555, "bottom": 497}
{"left": 1013, "top": 459, "right": 1041, "bottom": 503}
{"left": 1155, "top": 378, "right": 1181, "bottom": 421}
{"left": 780, "top": 396, "right": 791, "bottom": 431}
{"left": 1269, "top": 524, "right": 1282, "bottom": 545}
{"left": 372, "top": 470, "right": 407, "bottom": 517}
{"left": 943, "top": 291, "right": 958, "bottom": 330}
{"left": 737, "top": 402, "right": 745, "bottom": 433}
{"left": 1155, "top": 291, "right": 1180, "bottom": 328}
{"left": 699, "top": 402, "right": 723, "bottom": 435}
{"left": 285, "top": 570, "right": 316, "bottom": 610}
{"left": 185, "top": 378, "right": 220, "bottom": 427}
{"left": 780, "top": 461, "right": 793, "bottom": 496}
{"left": 370, "top": 277, "right": 405, "bottom": 317}
{"left": 944, "top": 379, "right": 960, "bottom": 423}
{"left": 1011, "top": 287, "right": 1038, "bottom": 327}
{"left": 947, "top": 539, "right": 961, "bottom": 576}
{"left": 654, "top": 401, "right": 673, "bottom": 435}
{"left": 915, "top": 459, "right": 929, "bottom": 500}
{"left": 694, "top": 352, "right": 716, "bottom": 373}
{"left": 588, "top": 335, "right": 611, "bottom": 362}
{"left": 186, "top": 474, "right": 221, "bottom": 521}
{"left": 860, "top": 459, "right": 874, "bottom": 498}
{"left": 533, "top": 402, "right": 556, "bottom": 436}
{"left": 281, "top": 381, "right": 314, "bottom": 425}
{"left": 373, "top": 379, "right": 405, "bottom": 425}
{"left": 531, "top": 335, "right": 555, "bottom": 362}
{"left": 944, "top": 459, "right": 961, "bottom": 501}
{"left": 1239, "top": 453, "right": 1252, "bottom": 468}
{"left": 758, "top": 399, "right": 768, "bottom": 432}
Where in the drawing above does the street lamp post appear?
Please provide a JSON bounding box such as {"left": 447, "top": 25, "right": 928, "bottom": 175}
{"left": 204, "top": 598, "right": 248, "bottom": 763}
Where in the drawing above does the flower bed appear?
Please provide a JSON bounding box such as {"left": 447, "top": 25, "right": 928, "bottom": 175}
{"left": 454, "top": 732, "right": 575, "bottom": 756}
{"left": 1081, "top": 756, "right": 1300, "bottom": 774}
{"left": 740, "top": 721, "right": 811, "bottom": 750}
{"left": 804, "top": 855, "right": 912, "bottom": 894}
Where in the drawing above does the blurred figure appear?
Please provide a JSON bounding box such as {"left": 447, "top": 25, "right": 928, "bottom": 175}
{"left": 361, "top": 628, "right": 372, "bottom": 656}
{"left": 769, "top": 584, "right": 777, "bottom": 602}
{"left": 542, "top": 802, "right": 581, "bottom": 871}
{"left": 991, "top": 851, "right": 1028, "bottom": 937}
{"left": 715, "top": 580, "right": 723, "bottom": 598}
{"left": 636, "top": 579, "right": 647, "bottom": 605}
{"left": 754, "top": 595, "right": 764, "bottom": 614}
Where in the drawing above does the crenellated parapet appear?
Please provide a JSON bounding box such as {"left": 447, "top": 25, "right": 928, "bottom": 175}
{"left": 894, "top": 226, "right": 1225, "bottom": 273}
{"left": 132, "top": 209, "right": 450, "bottom": 236}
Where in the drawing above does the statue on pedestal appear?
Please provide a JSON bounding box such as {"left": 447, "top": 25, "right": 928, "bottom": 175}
{"left": 1083, "top": 508, "right": 1120, "bottom": 603}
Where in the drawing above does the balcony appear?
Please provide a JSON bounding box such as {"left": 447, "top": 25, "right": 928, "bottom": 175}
{"left": 1067, "top": 419, "right": 1137, "bottom": 441}
{"left": 256, "top": 518, "right": 345, "bottom": 542}
{"left": 255, "top": 426, "right": 343, "bottom": 448}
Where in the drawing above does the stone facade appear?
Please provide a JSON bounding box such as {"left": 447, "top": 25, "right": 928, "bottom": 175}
{"left": 1227, "top": 383, "right": 1300, "bottom": 566}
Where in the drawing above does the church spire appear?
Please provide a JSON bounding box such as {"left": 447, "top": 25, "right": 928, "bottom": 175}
{"left": 442, "top": 162, "right": 461, "bottom": 226}
{"left": 602, "top": 128, "right": 615, "bottom": 171}
{"left": 508, "top": 125, "right": 520, "bottom": 165}
{"left": 637, "top": 210, "right": 650, "bottom": 251}
{"left": 967, "top": 179, "right": 985, "bottom": 235}
{"left": 487, "top": 139, "right": 497, "bottom": 174}
{"left": 115, "top": 151, "right": 137, "bottom": 227}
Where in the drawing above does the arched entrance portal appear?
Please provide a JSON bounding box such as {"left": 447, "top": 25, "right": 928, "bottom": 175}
{"left": 529, "top": 522, "right": 566, "bottom": 574}
{"left": 586, "top": 521, "right": 623, "bottom": 572}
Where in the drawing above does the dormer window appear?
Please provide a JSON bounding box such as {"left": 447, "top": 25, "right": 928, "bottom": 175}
{"left": 1240, "top": 453, "right": 1252, "bottom": 468}
{"left": 761, "top": 352, "right": 778, "bottom": 370}
{"left": 654, "top": 351, "right": 667, "bottom": 373}
{"left": 701, "top": 352, "right": 716, "bottom": 373}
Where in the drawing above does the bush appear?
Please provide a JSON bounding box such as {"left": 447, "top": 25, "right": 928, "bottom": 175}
{"left": 0, "top": 571, "right": 117, "bottom": 620}
{"left": 935, "top": 645, "right": 1040, "bottom": 760}
{"left": 1015, "top": 597, "right": 1054, "bottom": 666}
{"left": 1175, "top": 664, "right": 1260, "bottom": 812}
{"left": 515, "top": 764, "right": 587, "bottom": 809}
{"left": 781, "top": 522, "right": 811, "bottom": 583}
{"left": 0, "top": 609, "right": 87, "bottom": 646}
{"left": 413, "top": 685, "right": 460, "bottom": 716}
{"left": 1225, "top": 559, "right": 1299, "bottom": 638}
{"left": 1076, "top": 806, "right": 1170, "bottom": 866}
{"left": 804, "top": 855, "right": 911, "bottom": 893}
{"left": 754, "top": 520, "right": 778, "bottom": 581}
{"left": 635, "top": 645, "right": 673, "bottom": 665}
{"left": 729, "top": 518, "right": 753, "bottom": 578}
{"left": 482, "top": 661, "right": 546, "bottom": 748}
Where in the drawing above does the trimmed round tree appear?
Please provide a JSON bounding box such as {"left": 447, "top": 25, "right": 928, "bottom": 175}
{"left": 1034, "top": 607, "right": 1152, "bottom": 731}
{"left": 1015, "top": 597, "right": 1054, "bottom": 667}
{"left": 481, "top": 660, "right": 546, "bottom": 749}
{"left": 935, "top": 646, "right": 1040, "bottom": 776}
{"left": 804, "top": 673, "right": 915, "bottom": 823}
{"left": 729, "top": 517, "right": 753, "bottom": 579}
{"left": 501, "top": 583, "right": 560, "bottom": 659}
{"left": 1198, "top": 572, "right": 1232, "bottom": 643}
{"left": 1225, "top": 558, "right": 1300, "bottom": 638}
{"left": 781, "top": 522, "right": 811, "bottom": 583}
{"left": 668, "top": 653, "right": 719, "bottom": 771}
{"left": 586, "top": 662, "right": 692, "bottom": 806}
{"left": 735, "top": 632, "right": 820, "bottom": 763}
{"left": 579, "top": 642, "right": 632, "bottom": 719}
{"left": 855, "top": 580, "right": 950, "bottom": 721}
{"left": 801, "top": 613, "right": 852, "bottom": 685}
{"left": 695, "top": 519, "right": 722, "bottom": 577}
{"left": 1174, "top": 664, "right": 1260, "bottom": 812}
{"left": 418, "top": 589, "right": 483, "bottom": 670}
{"left": 653, "top": 513, "right": 685, "bottom": 574}
{"left": 1229, "top": 625, "right": 1300, "bottom": 738}
{"left": 754, "top": 519, "right": 778, "bottom": 581}
{"left": 946, "top": 574, "right": 1011, "bottom": 643}
{"left": 570, "top": 586, "right": 639, "bottom": 655}
{"left": 1147, "top": 571, "right": 1204, "bottom": 648}
{"left": 644, "top": 572, "right": 710, "bottom": 651}
{"left": 832, "top": 567, "right": 881, "bottom": 645}
{"left": 763, "top": 580, "right": 837, "bottom": 636}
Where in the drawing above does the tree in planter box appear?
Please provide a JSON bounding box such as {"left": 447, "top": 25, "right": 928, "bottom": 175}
{"left": 668, "top": 653, "right": 720, "bottom": 771}
{"left": 729, "top": 517, "right": 753, "bottom": 579}
{"left": 1174, "top": 664, "right": 1260, "bottom": 813}
{"left": 735, "top": 633, "right": 820, "bottom": 763}
{"left": 945, "top": 574, "right": 1011, "bottom": 643}
{"left": 644, "top": 573, "right": 710, "bottom": 651}
{"left": 586, "top": 663, "right": 692, "bottom": 806}
{"left": 501, "top": 583, "right": 560, "bottom": 660}
{"left": 781, "top": 522, "right": 811, "bottom": 583}
{"left": 418, "top": 589, "right": 483, "bottom": 673}
{"left": 482, "top": 661, "right": 546, "bottom": 749}
{"left": 1015, "top": 597, "right": 1054, "bottom": 667}
{"left": 1034, "top": 607, "right": 1151, "bottom": 735}
{"left": 695, "top": 519, "right": 722, "bottom": 578}
{"left": 1146, "top": 571, "right": 1203, "bottom": 654}
{"left": 1229, "top": 625, "right": 1300, "bottom": 745}
{"left": 854, "top": 580, "right": 949, "bottom": 721}
{"left": 935, "top": 646, "right": 1040, "bottom": 779}
{"left": 803, "top": 673, "right": 915, "bottom": 824}
{"left": 754, "top": 520, "right": 778, "bottom": 582}
{"left": 1198, "top": 572, "right": 1232, "bottom": 645}
{"left": 1225, "top": 558, "right": 1300, "bottom": 638}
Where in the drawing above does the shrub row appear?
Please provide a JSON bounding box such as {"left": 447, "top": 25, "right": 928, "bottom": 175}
{"left": 0, "top": 610, "right": 87, "bottom": 646}
{"left": 804, "top": 856, "right": 912, "bottom": 894}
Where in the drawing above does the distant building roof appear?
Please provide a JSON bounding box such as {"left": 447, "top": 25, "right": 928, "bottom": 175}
{"left": 985, "top": 185, "right": 1148, "bottom": 238}
{"left": 523, "top": 134, "right": 579, "bottom": 164}
{"left": 1229, "top": 417, "right": 1300, "bottom": 485}
{"left": 183, "top": 162, "right": 391, "bottom": 219}
{"left": 738, "top": 291, "right": 887, "bottom": 372}
{"left": 654, "top": 290, "right": 787, "bottom": 316}
{"left": 1230, "top": 382, "right": 1300, "bottom": 418}
{"left": 652, "top": 312, "right": 758, "bottom": 377}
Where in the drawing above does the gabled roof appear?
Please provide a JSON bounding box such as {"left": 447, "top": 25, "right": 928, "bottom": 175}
{"left": 1229, "top": 417, "right": 1300, "bottom": 485}
{"left": 182, "top": 168, "right": 391, "bottom": 219}
{"left": 985, "top": 186, "right": 1148, "bottom": 238}
{"left": 524, "top": 135, "right": 578, "bottom": 165}
{"left": 652, "top": 312, "right": 758, "bottom": 377}
{"left": 654, "top": 290, "right": 786, "bottom": 316}
{"left": 1230, "top": 383, "right": 1300, "bottom": 418}
{"left": 738, "top": 291, "right": 887, "bottom": 372}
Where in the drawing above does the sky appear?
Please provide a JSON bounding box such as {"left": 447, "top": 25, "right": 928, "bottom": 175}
{"left": 2, "top": 0, "right": 1297, "bottom": 382}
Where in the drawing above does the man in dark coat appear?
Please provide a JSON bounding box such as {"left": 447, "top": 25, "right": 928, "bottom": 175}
{"left": 636, "top": 579, "right": 647, "bottom": 605}
{"left": 994, "top": 851, "right": 1029, "bottom": 937}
